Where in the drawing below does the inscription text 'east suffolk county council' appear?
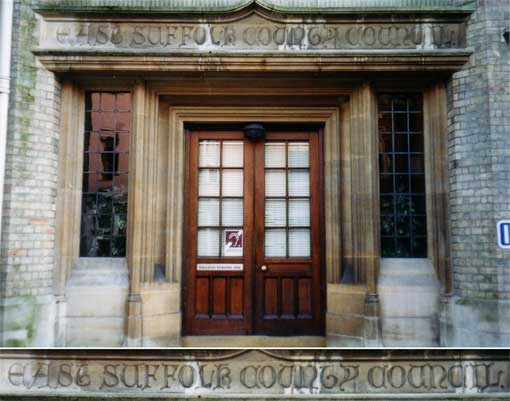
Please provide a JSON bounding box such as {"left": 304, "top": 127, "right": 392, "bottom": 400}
{"left": 41, "top": 17, "right": 466, "bottom": 52}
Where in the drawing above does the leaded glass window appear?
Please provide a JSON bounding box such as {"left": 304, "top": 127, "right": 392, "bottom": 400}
{"left": 80, "top": 92, "right": 131, "bottom": 257}
{"left": 378, "top": 94, "right": 427, "bottom": 257}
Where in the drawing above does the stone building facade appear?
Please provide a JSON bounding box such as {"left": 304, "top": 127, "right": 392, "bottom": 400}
{"left": 0, "top": 0, "right": 508, "bottom": 347}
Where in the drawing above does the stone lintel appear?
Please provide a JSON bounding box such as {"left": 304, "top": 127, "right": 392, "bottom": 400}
{"left": 0, "top": 349, "right": 508, "bottom": 398}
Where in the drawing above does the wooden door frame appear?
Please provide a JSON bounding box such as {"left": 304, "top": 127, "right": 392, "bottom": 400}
{"left": 170, "top": 107, "right": 341, "bottom": 336}
{"left": 183, "top": 128, "right": 325, "bottom": 336}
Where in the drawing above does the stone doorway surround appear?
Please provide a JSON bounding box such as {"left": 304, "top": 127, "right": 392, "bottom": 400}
{"left": 127, "top": 105, "right": 340, "bottom": 345}
{"left": 41, "top": 0, "right": 467, "bottom": 347}
{"left": 55, "top": 79, "right": 450, "bottom": 347}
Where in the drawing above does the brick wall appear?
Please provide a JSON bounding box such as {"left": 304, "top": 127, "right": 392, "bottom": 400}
{"left": 443, "top": 0, "right": 510, "bottom": 346}
{"left": 0, "top": 0, "right": 60, "bottom": 346}
{"left": 447, "top": 0, "right": 510, "bottom": 301}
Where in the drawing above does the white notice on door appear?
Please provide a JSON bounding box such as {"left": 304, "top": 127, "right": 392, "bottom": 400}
{"left": 197, "top": 264, "right": 243, "bottom": 271}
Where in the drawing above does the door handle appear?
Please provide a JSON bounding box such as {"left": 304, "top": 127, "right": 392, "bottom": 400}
{"left": 260, "top": 265, "right": 268, "bottom": 272}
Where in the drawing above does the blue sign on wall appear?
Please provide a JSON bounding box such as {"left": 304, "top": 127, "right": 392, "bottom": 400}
{"left": 497, "top": 220, "right": 510, "bottom": 249}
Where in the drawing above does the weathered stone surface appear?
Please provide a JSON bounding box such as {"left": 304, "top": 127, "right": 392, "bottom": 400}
{"left": 32, "top": 0, "right": 477, "bottom": 14}
{"left": 378, "top": 258, "right": 440, "bottom": 346}
{"left": 38, "top": 14, "right": 467, "bottom": 54}
{"left": 0, "top": 350, "right": 508, "bottom": 398}
{"left": 64, "top": 258, "right": 129, "bottom": 347}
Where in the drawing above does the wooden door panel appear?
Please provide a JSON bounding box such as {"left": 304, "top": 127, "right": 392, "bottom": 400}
{"left": 184, "top": 131, "right": 253, "bottom": 335}
{"left": 254, "top": 132, "right": 323, "bottom": 335}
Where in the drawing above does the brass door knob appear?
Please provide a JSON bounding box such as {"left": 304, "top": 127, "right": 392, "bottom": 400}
{"left": 260, "top": 265, "right": 268, "bottom": 272}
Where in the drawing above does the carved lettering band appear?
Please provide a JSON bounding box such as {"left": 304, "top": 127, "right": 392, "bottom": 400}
{"left": 2, "top": 356, "right": 508, "bottom": 397}
{"left": 41, "top": 18, "right": 466, "bottom": 52}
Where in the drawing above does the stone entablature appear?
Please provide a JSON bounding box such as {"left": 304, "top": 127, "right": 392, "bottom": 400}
{"left": 32, "top": 2, "right": 472, "bottom": 72}
{"left": 1, "top": 350, "right": 509, "bottom": 398}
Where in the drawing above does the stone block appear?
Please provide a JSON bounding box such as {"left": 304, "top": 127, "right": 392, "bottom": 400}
{"left": 326, "top": 334, "right": 364, "bottom": 347}
{"left": 382, "top": 317, "right": 439, "bottom": 347}
{"left": 378, "top": 258, "right": 440, "bottom": 346}
{"left": 140, "top": 283, "right": 180, "bottom": 315}
{"left": 66, "top": 287, "right": 128, "bottom": 317}
{"left": 66, "top": 317, "right": 125, "bottom": 347}
{"left": 326, "top": 313, "right": 364, "bottom": 338}
{"left": 64, "top": 258, "right": 128, "bottom": 346}
{"left": 142, "top": 313, "right": 181, "bottom": 347}
{"left": 327, "top": 284, "right": 366, "bottom": 315}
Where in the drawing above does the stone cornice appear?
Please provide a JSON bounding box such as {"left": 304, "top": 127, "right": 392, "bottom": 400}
{"left": 32, "top": 0, "right": 476, "bottom": 15}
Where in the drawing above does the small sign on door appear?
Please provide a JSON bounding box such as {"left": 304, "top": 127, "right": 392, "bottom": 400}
{"left": 197, "top": 264, "right": 243, "bottom": 271}
{"left": 497, "top": 220, "right": 510, "bottom": 249}
{"left": 224, "top": 229, "right": 243, "bottom": 257}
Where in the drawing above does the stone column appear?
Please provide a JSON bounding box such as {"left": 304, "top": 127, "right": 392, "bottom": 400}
{"left": 327, "top": 84, "right": 381, "bottom": 346}
{"left": 54, "top": 81, "right": 84, "bottom": 345}
{"left": 125, "top": 81, "right": 147, "bottom": 346}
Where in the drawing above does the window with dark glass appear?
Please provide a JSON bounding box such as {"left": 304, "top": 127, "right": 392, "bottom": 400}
{"left": 378, "top": 94, "right": 426, "bottom": 257}
{"left": 80, "top": 92, "right": 131, "bottom": 257}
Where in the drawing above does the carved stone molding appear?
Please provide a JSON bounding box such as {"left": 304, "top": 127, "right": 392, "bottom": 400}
{"left": 0, "top": 350, "right": 508, "bottom": 398}
{"left": 32, "top": 6, "right": 471, "bottom": 72}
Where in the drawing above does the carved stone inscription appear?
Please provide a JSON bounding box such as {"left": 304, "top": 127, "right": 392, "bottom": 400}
{"left": 40, "top": 15, "right": 466, "bottom": 52}
{"left": 1, "top": 351, "right": 508, "bottom": 397}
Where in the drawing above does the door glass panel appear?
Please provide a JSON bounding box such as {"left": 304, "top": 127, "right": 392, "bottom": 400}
{"left": 197, "top": 139, "right": 245, "bottom": 259}
{"left": 198, "top": 228, "right": 219, "bottom": 257}
{"left": 222, "top": 199, "right": 243, "bottom": 226}
{"left": 198, "top": 198, "right": 219, "bottom": 226}
{"left": 265, "top": 170, "right": 286, "bottom": 196}
{"left": 265, "top": 142, "right": 286, "bottom": 167}
{"left": 265, "top": 229, "right": 286, "bottom": 257}
{"left": 289, "top": 199, "right": 310, "bottom": 226}
{"left": 222, "top": 170, "right": 243, "bottom": 197}
{"left": 265, "top": 199, "right": 286, "bottom": 227}
{"left": 289, "top": 229, "right": 310, "bottom": 257}
{"left": 199, "top": 141, "right": 220, "bottom": 167}
{"left": 223, "top": 141, "right": 243, "bottom": 167}
{"left": 288, "top": 170, "right": 310, "bottom": 196}
{"left": 264, "top": 140, "right": 311, "bottom": 258}
{"left": 199, "top": 169, "right": 220, "bottom": 196}
{"left": 288, "top": 142, "right": 309, "bottom": 167}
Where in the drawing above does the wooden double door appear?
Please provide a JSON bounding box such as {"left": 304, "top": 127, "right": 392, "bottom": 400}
{"left": 184, "top": 129, "right": 323, "bottom": 335}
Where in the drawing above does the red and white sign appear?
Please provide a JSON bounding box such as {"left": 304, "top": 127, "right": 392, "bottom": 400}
{"left": 224, "top": 229, "right": 243, "bottom": 257}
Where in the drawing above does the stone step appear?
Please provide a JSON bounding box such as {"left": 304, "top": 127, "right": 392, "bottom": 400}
{"left": 378, "top": 258, "right": 440, "bottom": 347}
{"left": 65, "top": 257, "right": 129, "bottom": 346}
{"left": 66, "top": 317, "right": 125, "bottom": 347}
